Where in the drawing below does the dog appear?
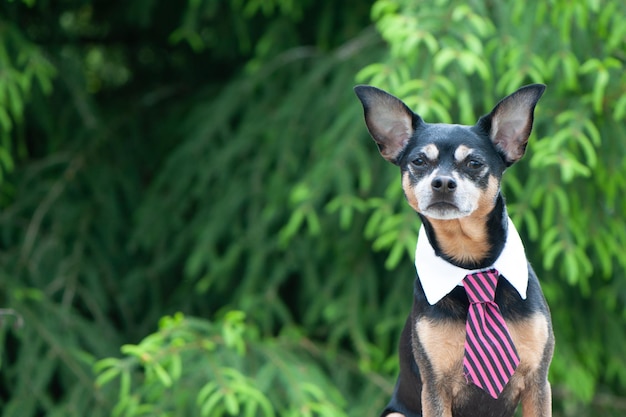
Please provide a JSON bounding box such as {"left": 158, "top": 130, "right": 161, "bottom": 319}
{"left": 354, "top": 84, "right": 554, "bottom": 417}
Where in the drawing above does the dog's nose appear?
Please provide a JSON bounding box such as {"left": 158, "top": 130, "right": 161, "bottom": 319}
{"left": 431, "top": 176, "right": 457, "bottom": 193}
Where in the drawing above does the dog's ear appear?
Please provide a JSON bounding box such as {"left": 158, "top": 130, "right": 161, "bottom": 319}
{"left": 478, "top": 84, "right": 546, "bottom": 166}
{"left": 354, "top": 85, "right": 418, "bottom": 164}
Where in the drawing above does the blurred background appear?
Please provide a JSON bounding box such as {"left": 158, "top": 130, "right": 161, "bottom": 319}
{"left": 1, "top": 0, "right": 625, "bottom": 416}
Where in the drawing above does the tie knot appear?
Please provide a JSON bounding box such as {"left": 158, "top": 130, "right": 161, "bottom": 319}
{"left": 463, "top": 268, "right": 499, "bottom": 302}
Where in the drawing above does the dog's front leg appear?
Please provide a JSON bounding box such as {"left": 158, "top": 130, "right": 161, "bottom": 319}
{"left": 421, "top": 384, "right": 452, "bottom": 417}
{"left": 521, "top": 380, "right": 552, "bottom": 417}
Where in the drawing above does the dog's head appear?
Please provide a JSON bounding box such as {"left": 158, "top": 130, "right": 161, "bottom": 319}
{"left": 354, "top": 85, "right": 545, "bottom": 221}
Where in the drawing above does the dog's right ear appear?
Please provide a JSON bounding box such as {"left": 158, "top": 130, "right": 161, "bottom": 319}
{"left": 354, "top": 85, "right": 418, "bottom": 164}
{"left": 478, "top": 84, "right": 546, "bottom": 166}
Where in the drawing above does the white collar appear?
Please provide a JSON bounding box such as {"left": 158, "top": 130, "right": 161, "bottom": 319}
{"left": 414, "top": 217, "right": 528, "bottom": 305}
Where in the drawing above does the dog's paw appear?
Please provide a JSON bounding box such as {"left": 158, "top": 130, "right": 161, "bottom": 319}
{"left": 386, "top": 413, "right": 405, "bottom": 417}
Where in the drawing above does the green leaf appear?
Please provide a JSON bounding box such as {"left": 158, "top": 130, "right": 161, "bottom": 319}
{"left": 591, "top": 67, "right": 609, "bottom": 114}
{"left": 433, "top": 48, "right": 457, "bottom": 72}
{"left": 197, "top": 382, "right": 219, "bottom": 407}
{"left": 169, "top": 354, "right": 182, "bottom": 381}
{"left": 93, "top": 357, "right": 120, "bottom": 373}
{"left": 543, "top": 240, "right": 564, "bottom": 270}
{"left": 95, "top": 367, "right": 121, "bottom": 388}
{"left": 384, "top": 241, "right": 404, "bottom": 270}
{"left": 200, "top": 389, "right": 224, "bottom": 417}
{"left": 224, "top": 392, "right": 240, "bottom": 416}
{"left": 119, "top": 370, "right": 131, "bottom": 400}
{"left": 613, "top": 94, "right": 626, "bottom": 120}
{"left": 0, "top": 107, "right": 12, "bottom": 133}
{"left": 152, "top": 362, "right": 173, "bottom": 387}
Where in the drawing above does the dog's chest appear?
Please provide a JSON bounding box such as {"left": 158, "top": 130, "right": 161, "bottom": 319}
{"left": 413, "top": 312, "right": 550, "bottom": 401}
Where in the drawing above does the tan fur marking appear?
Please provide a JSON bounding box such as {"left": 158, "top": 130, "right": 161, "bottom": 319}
{"left": 422, "top": 143, "right": 439, "bottom": 161}
{"left": 426, "top": 175, "right": 500, "bottom": 263}
{"left": 454, "top": 145, "right": 472, "bottom": 162}
{"left": 509, "top": 314, "right": 550, "bottom": 373}
{"left": 476, "top": 175, "right": 500, "bottom": 217}
{"left": 402, "top": 171, "right": 421, "bottom": 213}
{"left": 521, "top": 380, "right": 552, "bottom": 417}
{"left": 416, "top": 319, "right": 465, "bottom": 416}
{"left": 416, "top": 319, "right": 465, "bottom": 380}
{"left": 426, "top": 217, "right": 490, "bottom": 263}
{"left": 507, "top": 313, "right": 552, "bottom": 417}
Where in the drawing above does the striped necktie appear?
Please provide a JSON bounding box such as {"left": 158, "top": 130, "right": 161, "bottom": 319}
{"left": 463, "top": 269, "right": 520, "bottom": 398}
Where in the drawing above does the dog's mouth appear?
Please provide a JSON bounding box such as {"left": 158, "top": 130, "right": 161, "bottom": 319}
{"left": 422, "top": 201, "right": 471, "bottom": 220}
{"left": 427, "top": 201, "right": 458, "bottom": 210}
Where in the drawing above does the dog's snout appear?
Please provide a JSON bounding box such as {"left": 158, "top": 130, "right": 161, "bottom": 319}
{"left": 431, "top": 176, "right": 457, "bottom": 193}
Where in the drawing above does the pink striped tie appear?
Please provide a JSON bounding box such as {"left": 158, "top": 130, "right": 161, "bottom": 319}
{"left": 463, "top": 269, "right": 520, "bottom": 399}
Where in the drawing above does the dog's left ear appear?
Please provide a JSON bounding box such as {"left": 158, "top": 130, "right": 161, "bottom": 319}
{"left": 479, "top": 84, "right": 546, "bottom": 166}
{"left": 354, "top": 85, "right": 419, "bottom": 164}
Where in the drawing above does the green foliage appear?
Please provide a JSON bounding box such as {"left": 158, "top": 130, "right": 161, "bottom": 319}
{"left": 94, "top": 311, "right": 348, "bottom": 417}
{"left": 0, "top": 0, "right": 625, "bottom": 416}
{"left": 0, "top": 17, "right": 55, "bottom": 198}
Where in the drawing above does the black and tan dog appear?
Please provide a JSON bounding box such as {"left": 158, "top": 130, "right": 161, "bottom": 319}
{"left": 354, "top": 84, "right": 554, "bottom": 417}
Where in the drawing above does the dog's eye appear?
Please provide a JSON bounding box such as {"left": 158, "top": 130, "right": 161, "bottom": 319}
{"left": 412, "top": 157, "right": 426, "bottom": 167}
{"left": 467, "top": 160, "right": 483, "bottom": 169}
